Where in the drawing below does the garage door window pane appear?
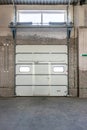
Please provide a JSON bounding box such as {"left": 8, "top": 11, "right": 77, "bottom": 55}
{"left": 53, "top": 66, "right": 64, "bottom": 73}
{"left": 19, "top": 13, "right": 41, "bottom": 24}
{"left": 43, "top": 13, "right": 65, "bottom": 23}
{"left": 19, "top": 66, "right": 30, "bottom": 72}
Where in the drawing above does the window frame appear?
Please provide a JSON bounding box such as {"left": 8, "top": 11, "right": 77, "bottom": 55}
{"left": 17, "top": 10, "right": 67, "bottom": 25}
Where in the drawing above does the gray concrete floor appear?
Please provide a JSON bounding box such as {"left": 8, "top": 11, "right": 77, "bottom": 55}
{"left": 0, "top": 97, "right": 87, "bottom": 130}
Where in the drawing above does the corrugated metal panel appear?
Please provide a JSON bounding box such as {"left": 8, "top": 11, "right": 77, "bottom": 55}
{"left": 0, "top": 0, "right": 78, "bottom": 5}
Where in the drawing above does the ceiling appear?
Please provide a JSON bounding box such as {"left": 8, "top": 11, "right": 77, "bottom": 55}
{"left": 0, "top": 0, "right": 79, "bottom": 5}
{"left": 0, "top": 0, "right": 86, "bottom": 5}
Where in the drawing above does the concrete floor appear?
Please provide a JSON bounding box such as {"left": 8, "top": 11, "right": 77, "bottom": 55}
{"left": 0, "top": 97, "right": 87, "bottom": 130}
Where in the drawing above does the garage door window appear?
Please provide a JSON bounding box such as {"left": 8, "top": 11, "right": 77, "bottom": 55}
{"left": 19, "top": 66, "right": 30, "bottom": 73}
{"left": 53, "top": 66, "right": 64, "bottom": 73}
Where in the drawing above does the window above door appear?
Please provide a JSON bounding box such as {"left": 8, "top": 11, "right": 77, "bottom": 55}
{"left": 17, "top": 10, "right": 67, "bottom": 25}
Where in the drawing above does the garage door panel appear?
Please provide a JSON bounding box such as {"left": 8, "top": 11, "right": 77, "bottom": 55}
{"left": 16, "top": 54, "right": 34, "bottom": 63}
{"left": 16, "top": 75, "right": 32, "bottom": 85}
{"left": 35, "top": 76, "right": 49, "bottom": 85}
{"left": 34, "top": 86, "right": 49, "bottom": 96}
{"left": 35, "top": 64, "right": 48, "bottom": 74}
{"left": 16, "top": 64, "right": 32, "bottom": 74}
{"left": 50, "top": 54, "right": 67, "bottom": 62}
{"left": 16, "top": 45, "right": 67, "bottom": 53}
{"left": 16, "top": 86, "right": 33, "bottom": 96}
{"left": 34, "top": 54, "right": 67, "bottom": 62}
{"left": 51, "top": 75, "right": 67, "bottom": 85}
{"left": 16, "top": 54, "right": 67, "bottom": 63}
{"left": 16, "top": 54, "right": 50, "bottom": 63}
{"left": 50, "top": 86, "right": 67, "bottom": 96}
{"left": 34, "top": 54, "right": 48, "bottom": 61}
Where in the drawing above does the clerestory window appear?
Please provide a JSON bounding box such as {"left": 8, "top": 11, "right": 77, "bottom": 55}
{"left": 17, "top": 10, "right": 67, "bottom": 25}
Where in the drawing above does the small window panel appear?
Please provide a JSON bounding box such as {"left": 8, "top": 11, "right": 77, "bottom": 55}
{"left": 19, "top": 66, "right": 30, "bottom": 73}
{"left": 18, "top": 13, "right": 41, "bottom": 24}
{"left": 53, "top": 66, "right": 64, "bottom": 73}
{"left": 17, "top": 10, "right": 67, "bottom": 25}
{"left": 43, "top": 13, "right": 65, "bottom": 23}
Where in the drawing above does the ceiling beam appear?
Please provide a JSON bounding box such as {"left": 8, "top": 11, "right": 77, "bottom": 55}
{"left": 0, "top": 0, "right": 86, "bottom": 5}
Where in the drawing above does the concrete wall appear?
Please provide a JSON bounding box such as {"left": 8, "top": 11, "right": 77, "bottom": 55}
{"left": 69, "top": 34, "right": 78, "bottom": 96}
{"left": 78, "top": 28, "right": 87, "bottom": 98}
{"left": 0, "top": 36, "right": 14, "bottom": 97}
{"left": 0, "top": 6, "right": 14, "bottom": 96}
{"left": 0, "top": 4, "right": 86, "bottom": 97}
{"left": 74, "top": 5, "right": 87, "bottom": 27}
{"left": 0, "top": 6, "right": 14, "bottom": 36}
{"left": 74, "top": 5, "right": 87, "bottom": 98}
{"left": 85, "top": 6, "right": 87, "bottom": 26}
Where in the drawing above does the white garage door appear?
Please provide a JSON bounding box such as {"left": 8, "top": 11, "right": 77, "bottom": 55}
{"left": 15, "top": 45, "right": 68, "bottom": 96}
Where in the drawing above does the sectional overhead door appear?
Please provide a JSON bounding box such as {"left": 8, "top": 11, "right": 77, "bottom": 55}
{"left": 15, "top": 45, "right": 68, "bottom": 96}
